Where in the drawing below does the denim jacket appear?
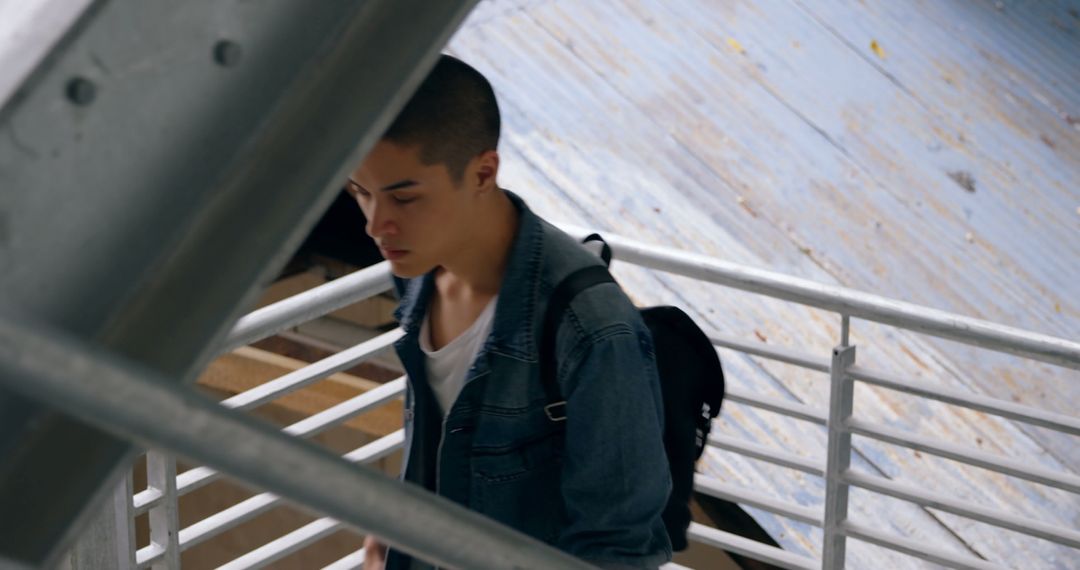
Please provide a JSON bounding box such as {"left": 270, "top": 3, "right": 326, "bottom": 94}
{"left": 386, "top": 192, "right": 672, "bottom": 570}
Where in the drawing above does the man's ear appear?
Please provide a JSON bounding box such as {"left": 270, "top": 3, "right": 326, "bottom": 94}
{"left": 472, "top": 150, "right": 500, "bottom": 193}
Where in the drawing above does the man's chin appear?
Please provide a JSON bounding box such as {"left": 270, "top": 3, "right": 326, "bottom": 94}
{"left": 388, "top": 260, "right": 432, "bottom": 279}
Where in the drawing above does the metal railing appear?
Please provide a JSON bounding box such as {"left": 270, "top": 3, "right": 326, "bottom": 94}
{"left": 1, "top": 308, "right": 592, "bottom": 569}
{"left": 6, "top": 226, "right": 1078, "bottom": 570}
{"left": 130, "top": 225, "right": 1080, "bottom": 569}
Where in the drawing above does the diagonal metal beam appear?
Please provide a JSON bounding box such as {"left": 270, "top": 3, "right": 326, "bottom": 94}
{"left": 0, "top": 314, "right": 596, "bottom": 570}
{"left": 0, "top": 0, "right": 478, "bottom": 565}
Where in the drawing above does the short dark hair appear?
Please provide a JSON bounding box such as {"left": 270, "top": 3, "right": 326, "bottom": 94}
{"left": 382, "top": 54, "right": 501, "bottom": 182}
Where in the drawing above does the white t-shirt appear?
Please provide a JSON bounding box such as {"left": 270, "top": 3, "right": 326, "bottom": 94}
{"left": 418, "top": 296, "right": 498, "bottom": 417}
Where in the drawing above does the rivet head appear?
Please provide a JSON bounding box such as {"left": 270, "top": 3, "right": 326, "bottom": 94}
{"left": 65, "top": 77, "right": 96, "bottom": 106}
{"left": 213, "top": 40, "right": 243, "bottom": 67}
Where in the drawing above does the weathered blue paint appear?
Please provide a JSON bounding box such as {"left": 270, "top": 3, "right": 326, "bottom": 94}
{"left": 450, "top": 0, "right": 1079, "bottom": 567}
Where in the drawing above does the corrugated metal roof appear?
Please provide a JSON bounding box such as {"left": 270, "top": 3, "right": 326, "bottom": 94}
{"left": 450, "top": 0, "right": 1079, "bottom": 567}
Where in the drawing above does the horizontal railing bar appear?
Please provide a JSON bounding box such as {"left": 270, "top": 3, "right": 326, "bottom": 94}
{"left": 221, "top": 262, "right": 395, "bottom": 353}
{"left": 179, "top": 494, "right": 279, "bottom": 553}
{"left": 222, "top": 329, "right": 404, "bottom": 412}
{"left": 560, "top": 224, "right": 1080, "bottom": 370}
{"left": 132, "top": 487, "right": 164, "bottom": 516}
{"left": 134, "top": 542, "right": 165, "bottom": 568}
{"left": 342, "top": 429, "right": 405, "bottom": 463}
{"left": 694, "top": 474, "right": 823, "bottom": 526}
{"left": 841, "top": 521, "right": 1003, "bottom": 570}
{"left": 686, "top": 522, "right": 818, "bottom": 570}
{"left": 176, "top": 378, "right": 406, "bottom": 496}
{"left": 707, "top": 434, "right": 825, "bottom": 477}
{"left": 709, "top": 332, "right": 830, "bottom": 373}
{"left": 848, "top": 365, "right": 1080, "bottom": 437}
{"left": 219, "top": 517, "right": 342, "bottom": 570}
{"left": 725, "top": 387, "right": 828, "bottom": 426}
{"left": 321, "top": 548, "right": 366, "bottom": 570}
{"left": 284, "top": 378, "right": 406, "bottom": 439}
{"left": 174, "top": 465, "right": 217, "bottom": 499}
{"left": 847, "top": 418, "right": 1080, "bottom": 495}
{"left": 176, "top": 431, "right": 405, "bottom": 552}
{"left": 843, "top": 470, "right": 1080, "bottom": 549}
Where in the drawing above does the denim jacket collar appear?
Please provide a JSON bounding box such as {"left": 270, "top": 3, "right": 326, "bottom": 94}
{"left": 393, "top": 190, "right": 544, "bottom": 364}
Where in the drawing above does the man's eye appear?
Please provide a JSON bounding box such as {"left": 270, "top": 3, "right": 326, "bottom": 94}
{"left": 393, "top": 195, "right": 417, "bottom": 204}
{"left": 346, "top": 183, "right": 370, "bottom": 198}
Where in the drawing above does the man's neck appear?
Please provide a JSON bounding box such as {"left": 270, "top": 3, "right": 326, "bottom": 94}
{"left": 437, "top": 190, "right": 518, "bottom": 300}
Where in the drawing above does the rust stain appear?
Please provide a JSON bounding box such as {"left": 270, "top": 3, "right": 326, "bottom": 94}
{"left": 999, "top": 368, "right": 1021, "bottom": 393}
{"left": 869, "top": 39, "right": 886, "bottom": 59}
{"left": 898, "top": 343, "right": 931, "bottom": 371}
{"left": 736, "top": 195, "right": 759, "bottom": 218}
{"left": 754, "top": 329, "right": 768, "bottom": 343}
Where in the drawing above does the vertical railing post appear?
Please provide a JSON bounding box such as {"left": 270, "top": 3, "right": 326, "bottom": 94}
{"left": 822, "top": 315, "right": 856, "bottom": 570}
{"left": 64, "top": 468, "right": 136, "bottom": 570}
{"left": 113, "top": 469, "right": 137, "bottom": 570}
{"left": 146, "top": 451, "right": 180, "bottom": 569}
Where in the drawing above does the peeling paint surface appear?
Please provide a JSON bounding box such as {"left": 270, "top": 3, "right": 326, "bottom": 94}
{"left": 451, "top": 0, "right": 1079, "bottom": 567}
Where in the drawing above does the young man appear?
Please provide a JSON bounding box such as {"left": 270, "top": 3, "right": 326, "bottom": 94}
{"left": 350, "top": 55, "right": 671, "bottom": 570}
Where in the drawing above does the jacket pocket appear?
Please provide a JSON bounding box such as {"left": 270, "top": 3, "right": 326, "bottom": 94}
{"left": 471, "top": 430, "right": 565, "bottom": 543}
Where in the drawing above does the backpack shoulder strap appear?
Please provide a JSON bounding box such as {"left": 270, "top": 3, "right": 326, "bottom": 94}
{"left": 581, "top": 233, "right": 613, "bottom": 267}
{"left": 540, "top": 265, "right": 615, "bottom": 421}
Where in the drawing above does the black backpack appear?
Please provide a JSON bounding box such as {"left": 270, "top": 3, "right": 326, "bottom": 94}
{"left": 540, "top": 235, "right": 726, "bottom": 551}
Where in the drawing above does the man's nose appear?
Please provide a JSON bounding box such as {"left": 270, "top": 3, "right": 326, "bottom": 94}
{"left": 365, "top": 201, "right": 398, "bottom": 239}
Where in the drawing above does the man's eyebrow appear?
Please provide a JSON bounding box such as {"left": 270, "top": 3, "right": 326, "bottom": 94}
{"left": 381, "top": 180, "right": 418, "bottom": 192}
{"left": 346, "top": 179, "right": 418, "bottom": 192}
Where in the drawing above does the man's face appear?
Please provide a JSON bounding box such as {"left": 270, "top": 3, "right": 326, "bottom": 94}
{"left": 347, "top": 141, "right": 473, "bottom": 278}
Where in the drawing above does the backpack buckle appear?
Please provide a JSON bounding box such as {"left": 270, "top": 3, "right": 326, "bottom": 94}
{"left": 544, "top": 401, "right": 568, "bottom": 422}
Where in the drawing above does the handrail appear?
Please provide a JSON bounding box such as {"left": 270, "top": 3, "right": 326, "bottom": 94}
{"left": 559, "top": 224, "right": 1080, "bottom": 370}
{"left": 221, "top": 262, "right": 395, "bottom": 353}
